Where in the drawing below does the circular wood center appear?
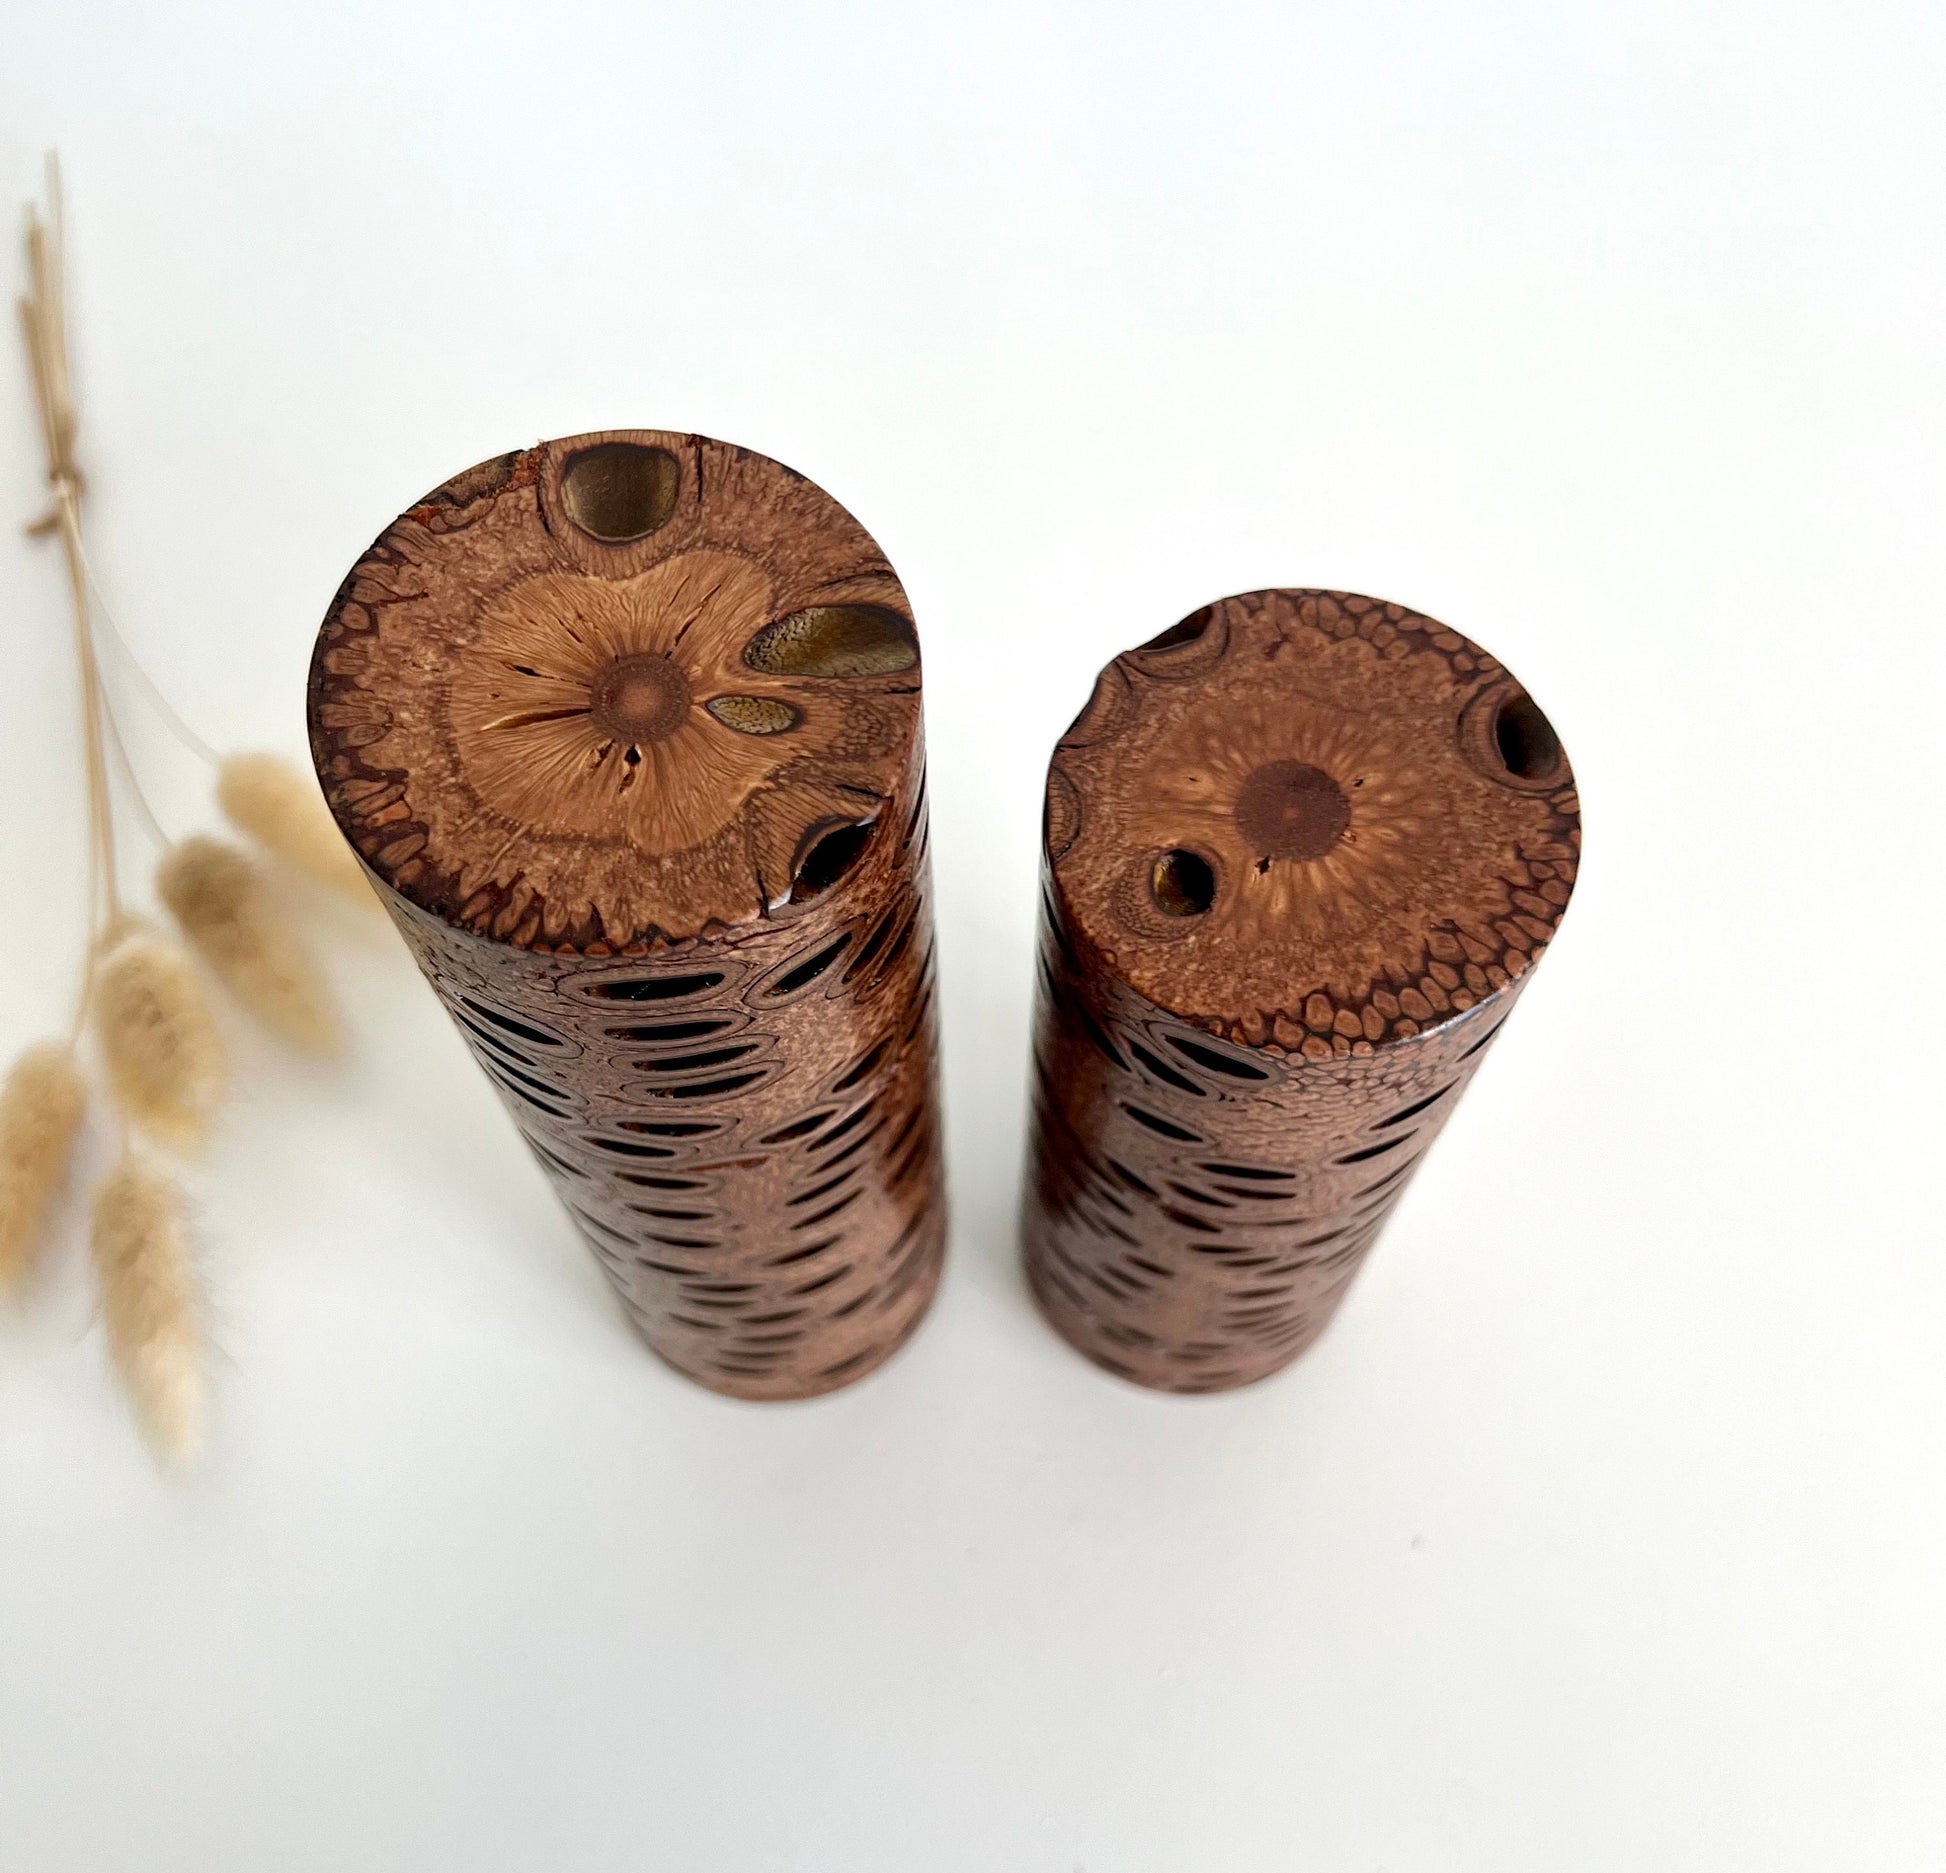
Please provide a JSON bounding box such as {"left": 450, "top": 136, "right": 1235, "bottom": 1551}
{"left": 1232, "top": 760, "right": 1350, "bottom": 861}
{"left": 309, "top": 430, "right": 925, "bottom": 948}
{"left": 590, "top": 653, "right": 692, "bottom": 743}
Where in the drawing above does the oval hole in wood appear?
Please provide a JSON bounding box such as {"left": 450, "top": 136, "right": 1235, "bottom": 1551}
{"left": 791, "top": 820, "right": 876, "bottom": 901}
{"left": 1492, "top": 691, "right": 1563, "bottom": 781}
{"left": 1150, "top": 849, "right": 1214, "bottom": 917}
{"left": 707, "top": 695, "right": 799, "bottom": 735}
{"left": 1138, "top": 605, "right": 1213, "bottom": 652}
{"left": 743, "top": 605, "right": 917, "bottom": 678}
{"left": 585, "top": 971, "right": 726, "bottom": 1002}
{"left": 765, "top": 932, "right": 853, "bottom": 998}
{"left": 559, "top": 443, "right": 680, "bottom": 542}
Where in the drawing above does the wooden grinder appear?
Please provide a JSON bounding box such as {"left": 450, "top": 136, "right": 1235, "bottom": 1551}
{"left": 308, "top": 431, "right": 945, "bottom": 1399}
{"left": 1024, "top": 590, "right": 1579, "bottom": 1391}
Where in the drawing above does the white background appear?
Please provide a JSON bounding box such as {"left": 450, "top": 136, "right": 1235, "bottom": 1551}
{"left": 3, "top": 4, "right": 1942, "bottom": 1868}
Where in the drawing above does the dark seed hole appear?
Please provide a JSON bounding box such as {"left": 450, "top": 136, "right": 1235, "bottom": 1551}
{"left": 495, "top": 1076, "right": 571, "bottom": 1116}
{"left": 1336, "top": 1134, "right": 1410, "bottom": 1166}
{"left": 631, "top": 1044, "right": 759, "bottom": 1075}
{"left": 1376, "top": 1084, "right": 1455, "bottom": 1130}
{"left": 833, "top": 1040, "right": 887, "bottom": 1093}
{"left": 1122, "top": 1103, "right": 1200, "bottom": 1143}
{"left": 452, "top": 1014, "right": 536, "bottom": 1066}
{"left": 457, "top": 998, "right": 563, "bottom": 1047}
{"left": 483, "top": 1056, "right": 563, "bottom": 1099}
{"left": 605, "top": 1018, "right": 734, "bottom": 1043}
{"left": 587, "top": 972, "right": 725, "bottom": 1002}
{"left": 1128, "top": 1041, "right": 1204, "bottom": 1097}
{"left": 1067, "top": 997, "right": 1124, "bottom": 1069}
{"left": 634, "top": 1071, "right": 768, "bottom": 1101}
{"left": 1492, "top": 690, "right": 1563, "bottom": 781}
{"left": 1139, "top": 606, "right": 1212, "bottom": 652}
{"left": 791, "top": 820, "right": 875, "bottom": 901}
{"left": 559, "top": 442, "right": 680, "bottom": 543}
{"left": 815, "top": 1103, "right": 876, "bottom": 1152}
{"left": 767, "top": 933, "right": 852, "bottom": 998}
{"left": 1164, "top": 1034, "right": 1270, "bottom": 1081}
{"left": 744, "top": 605, "right": 918, "bottom": 678}
{"left": 759, "top": 1110, "right": 836, "bottom": 1146}
{"left": 844, "top": 908, "right": 898, "bottom": 980}
{"left": 1150, "top": 849, "right": 1214, "bottom": 917}
{"left": 1354, "top": 1161, "right": 1417, "bottom": 1200}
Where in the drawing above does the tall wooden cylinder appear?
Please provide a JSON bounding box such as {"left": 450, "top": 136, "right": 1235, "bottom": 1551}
{"left": 308, "top": 430, "right": 945, "bottom": 1399}
{"left": 1023, "top": 589, "right": 1579, "bottom": 1392}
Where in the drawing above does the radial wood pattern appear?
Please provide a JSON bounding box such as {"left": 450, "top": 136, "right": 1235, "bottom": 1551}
{"left": 1024, "top": 589, "right": 1579, "bottom": 1392}
{"left": 308, "top": 431, "right": 945, "bottom": 1398}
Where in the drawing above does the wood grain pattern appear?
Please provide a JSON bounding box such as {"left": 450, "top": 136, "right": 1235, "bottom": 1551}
{"left": 1024, "top": 590, "right": 1578, "bottom": 1391}
{"left": 308, "top": 430, "right": 945, "bottom": 1398}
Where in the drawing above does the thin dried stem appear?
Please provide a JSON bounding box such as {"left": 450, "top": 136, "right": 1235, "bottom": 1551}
{"left": 19, "top": 155, "right": 119, "bottom": 1031}
{"left": 75, "top": 534, "right": 221, "bottom": 769}
{"left": 99, "top": 687, "right": 172, "bottom": 850}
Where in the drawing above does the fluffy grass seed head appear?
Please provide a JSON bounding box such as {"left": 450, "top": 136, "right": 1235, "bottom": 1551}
{"left": 91, "top": 1149, "right": 204, "bottom": 1465}
{"left": 0, "top": 1040, "right": 89, "bottom": 1293}
{"left": 158, "top": 835, "right": 343, "bottom": 1057}
{"left": 91, "top": 922, "right": 227, "bottom": 1150}
{"left": 217, "top": 751, "right": 372, "bottom": 904}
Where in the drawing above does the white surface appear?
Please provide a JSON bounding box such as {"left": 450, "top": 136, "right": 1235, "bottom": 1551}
{"left": 2, "top": 5, "right": 1942, "bottom": 1868}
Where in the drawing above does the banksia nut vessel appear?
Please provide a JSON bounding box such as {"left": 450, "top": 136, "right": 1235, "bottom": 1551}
{"left": 307, "top": 431, "right": 945, "bottom": 1398}
{"left": 1024, "top": 590, "right": 1579, "bottom": 1392}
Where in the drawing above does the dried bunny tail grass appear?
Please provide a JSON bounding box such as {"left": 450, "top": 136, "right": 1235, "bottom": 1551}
{"left": 91, "top": 1149, "right": 203, "bottom": 1465}
{"left": 217, "top": 751, "right": 373, "bottom": 903}
{"left": 0, "top": 1041, "right": 88, "bottom": 1292}
{"left": 91, "top": 923, "right": 227, "bottom": 1150}
{"left": 157, "top": 836, "right": 343, "bottom": 1057}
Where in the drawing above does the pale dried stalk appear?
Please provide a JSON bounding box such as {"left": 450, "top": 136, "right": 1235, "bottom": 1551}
{"left": 20, "top": 157, "right": 119, "bottom": 985}
{"left": 91, "top": 922, "right": 227, "bottom": 1149}
{"left": 217, "top": 751, "right": 371, "bottom": 902}
{"left": 17, "top": 160, "right": 228, "bottom": 1473}
{"left": 0, "top": 1041, "right": 88, "bottom": 1292}
{"left": 158, "top": 836, "right": 342, "bottom": 1056}
{"left": 91, "top": 1150, "right": 203, "bottom": 1464}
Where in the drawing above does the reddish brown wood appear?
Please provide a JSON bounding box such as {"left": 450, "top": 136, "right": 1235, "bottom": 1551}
{"left": 1023, "top": 590, "right": 1579, "bottom": 1391}
{"left": 308, "top": 431, "right": 944, "bottom": 1399}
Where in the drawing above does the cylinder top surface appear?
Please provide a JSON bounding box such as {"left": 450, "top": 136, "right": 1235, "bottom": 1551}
{"left": 308, "top": 430, "right": 921, "bottom": 952}
{"left": 1045, "top": 589, "right": 1580, "bottom": 1050}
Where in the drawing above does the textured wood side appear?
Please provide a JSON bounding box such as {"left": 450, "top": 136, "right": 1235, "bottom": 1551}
{"left": 308, "top": 431, "right": 944, "bottom": 1398}
{"left": 1022, "top": 589, "right": 1579, "bottom": 1392}
{"left": 378, "top": 748, "right": 942, "bottom": 1399}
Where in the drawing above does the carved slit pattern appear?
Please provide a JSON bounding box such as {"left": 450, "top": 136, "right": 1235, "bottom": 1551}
{"left": 1022, "top": 874, "right": 1533, "bottom": 1392}
{"left": 382, "top": 779, "right": 945, "bottom": 1401}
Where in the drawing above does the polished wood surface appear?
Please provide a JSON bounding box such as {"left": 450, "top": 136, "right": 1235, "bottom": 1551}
{"left": 1024, "top": 590, "right": 1578, "bottom": 1391}
{"left": 309, "top": 431, "right": 945, "bottom": 1398}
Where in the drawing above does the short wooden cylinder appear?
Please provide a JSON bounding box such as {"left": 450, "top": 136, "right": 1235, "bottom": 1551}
{"left": 1023, "top": 590, "right": 1579, "bottom": 1392}
{"left": 308, "top": 431, "right": 945, "bottom": 1399}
